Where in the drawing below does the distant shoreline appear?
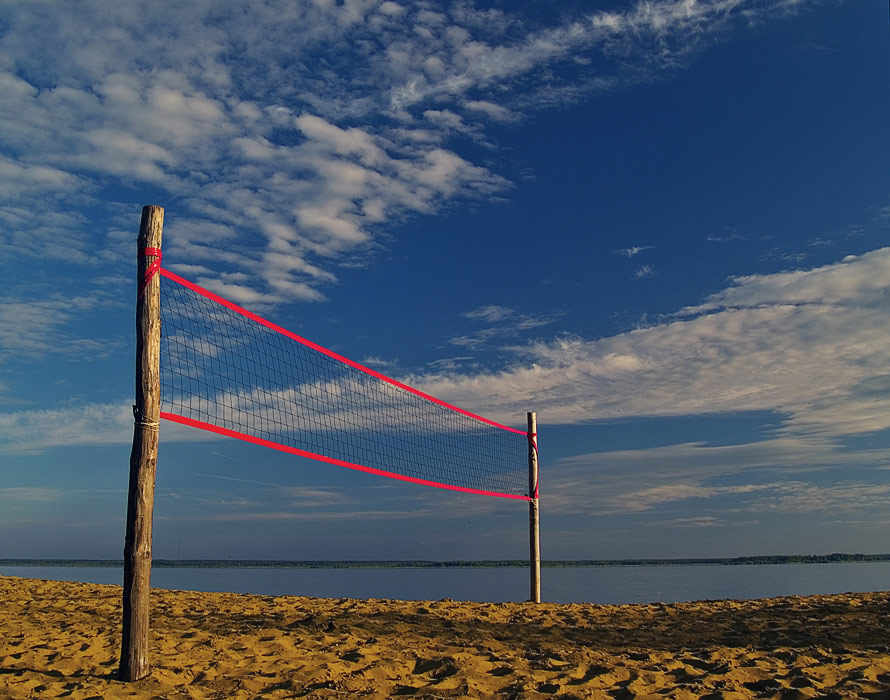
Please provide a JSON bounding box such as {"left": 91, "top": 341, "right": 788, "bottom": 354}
{"left": 2, "top": 553, "right": 889, "bottom": 569}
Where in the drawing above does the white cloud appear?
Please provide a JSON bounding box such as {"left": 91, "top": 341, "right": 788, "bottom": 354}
{"left": 464, "top": 100, "right": 515, "bottom": 122}
{"left": 645, "top": 516, "right": 759, "bottom": 529}
{"left": 462, "top": 305, "right": 515, "bottom": 322}
{"left": 0, "top": 403, "right": 133, "bottom": 454}
{"left": 0, "top": 487, "right": 63, "bottom": 502}
{"left": 0, "top": 293, "right": 123, "bottom": 358}
{"left": 204, "top": 509, "right": 431, "bottom": 522}
{"left": 0, "top": 401, "right": 223, "bottom": 454}
{"left": 279, "top": 486, "right": 352, "bottom": 507}
{"left": 9, "top": 247, "right": 884, "bottom": 467}
{"left": 615, "top": 245, "right": 655, "bottom": 257}
{"left": 8, "top": 244, "right": 890, "bottom": 529}
{"left": 379, "top": 2, "right": 406, "bottom": 18}
{"left": 540, "top": 435, "right": 890, "bottom": 518}
{"left": 682, "top": 250, "right": 890, "bottom": 313}
{"left": 0, "top": 0, "right": 813, "bottom": 306}
{"left": 621, "top": 483, "right": 775, "bottom": 512}
{"left": 410, "top": 248, "right": 890, "bottom": 444}
{"left": 0, "top": 155, "right": 81, "bottom": 198}
{"left": 451, "top": 305, "right": 562, "bottom": 348}
{"left": 748, "top": 482, "right": 890, "bottom": 514}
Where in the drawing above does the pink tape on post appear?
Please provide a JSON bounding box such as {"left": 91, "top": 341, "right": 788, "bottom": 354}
{"left": 138, "top": 247, "right": 162, "bottom": 300}
{"left": 528, "top": 431, "right": 539, "bottom": 499}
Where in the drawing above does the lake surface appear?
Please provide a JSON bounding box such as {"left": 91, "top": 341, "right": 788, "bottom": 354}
{"left": 3, "top": 561, "right": 890, "bottom": 605}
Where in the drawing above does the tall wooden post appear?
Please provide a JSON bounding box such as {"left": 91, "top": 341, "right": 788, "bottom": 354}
{"left": 119, "top": 205, "right": 164, "bottom": 682}
{"left": 528, "top": 411, "right": 541, "bottom": 603}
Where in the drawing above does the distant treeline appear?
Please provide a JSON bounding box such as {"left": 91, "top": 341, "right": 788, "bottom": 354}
{"left": 2, "top": 553, "right": 890, "bottom": 569}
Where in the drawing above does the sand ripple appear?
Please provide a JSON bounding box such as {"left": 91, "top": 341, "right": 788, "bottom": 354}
{"left": 3, "top": 575, "right": 890, "bottom": 698}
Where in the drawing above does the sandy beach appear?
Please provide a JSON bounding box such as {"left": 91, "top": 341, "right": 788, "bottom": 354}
{"left": 2, "top": 575, "right": 890, "bottom": 699}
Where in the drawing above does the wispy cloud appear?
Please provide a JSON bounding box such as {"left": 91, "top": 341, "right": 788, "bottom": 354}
{"left": 0, "top": 293, "right": 123, "bottom": 358}
{"left": 196, "top": 473, "right": 279, "bottom": 488}
{"left": 747, "top": 482, "right": 890, "bottom": 514}
{"left": 615, "top": 245, "right": 655, "bottom": 258}
{"left": 414, "top": 248, "right": 890, "bottom": 444}
{"left": 279, "top": 486, "right": 352, "bottom": 508}
{"left": 6, "top": 247, "right": 889, "bottom": 465}
{"left": 205, "top": 509, "right": 430, "bottom": 522}
{"left": 0, "top": 403, "right": 131, "bottom": 454}
{"left": 0, "top": 401, "right": 221, "bottom": 454}
{"left": 706, "top": 229, "right": 745, "bottom": 243}
{"left": 645, "top": 516, "right": 760, "bottom": 529}
{"left": 0, "top": 0, "right": 813, "bottom": 305}
{"left": 0, "top": 487, "right": 62, "bottom": 503}
{"left": 450, "top": 305, "right": 561, "bottom": 348}
{"left": 360, "top": 356, "right": 402, "bottom": 371}
{"left": 462, "top": 305, "right": 516, "bottom": 323}
{"left": 539, "top": 433, "right": 890, "bottom": 521}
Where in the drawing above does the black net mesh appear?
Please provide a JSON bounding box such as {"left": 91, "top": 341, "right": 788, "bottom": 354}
{"left": 159, "top": 272, "right": 530, "bottom": 499}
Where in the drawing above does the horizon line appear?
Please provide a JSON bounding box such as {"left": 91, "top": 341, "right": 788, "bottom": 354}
{"left": 2, "top": 553, "right": 888, "bottom": 569}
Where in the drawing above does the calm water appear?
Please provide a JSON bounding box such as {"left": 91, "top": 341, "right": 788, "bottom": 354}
{"left": 3, "top": 562, "right": 890, "bottom": 604}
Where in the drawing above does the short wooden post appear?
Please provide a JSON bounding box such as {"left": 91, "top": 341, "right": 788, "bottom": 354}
{"left": 119, "top": 205, "right": 164, "bottom": 682}
{"left": 528, "top": 411, "right": 541, "bottom": 603}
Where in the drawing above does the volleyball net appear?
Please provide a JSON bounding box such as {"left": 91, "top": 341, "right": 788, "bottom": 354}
{"left": 157, "top": 268, "right": 532, "bottom": 501}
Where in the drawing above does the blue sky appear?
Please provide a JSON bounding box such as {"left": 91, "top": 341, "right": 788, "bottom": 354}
{"left": 2, "top": 0, "right": 889, "bottom": 561}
